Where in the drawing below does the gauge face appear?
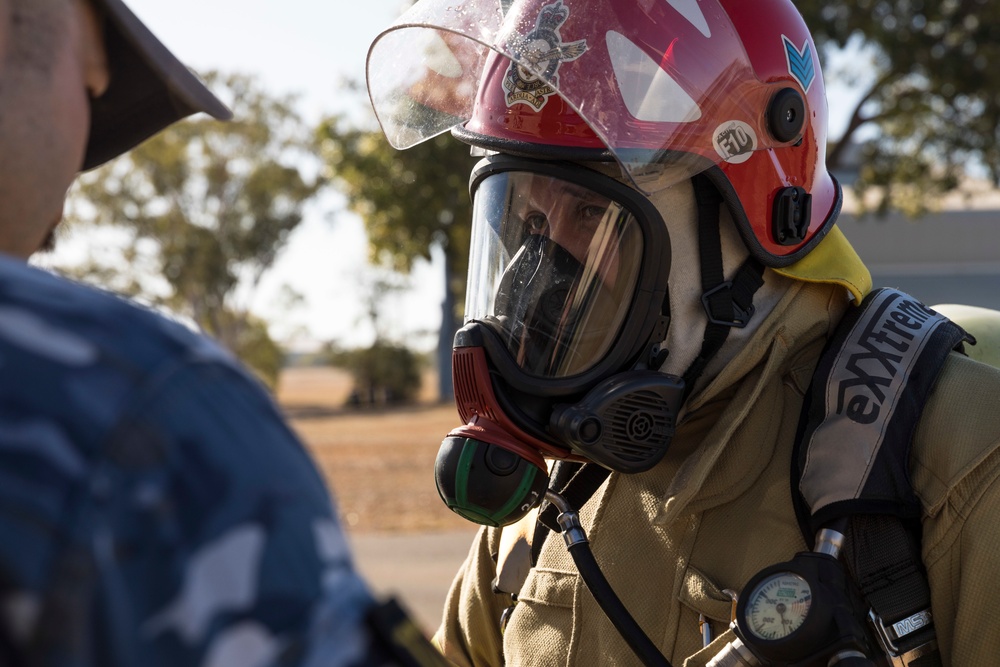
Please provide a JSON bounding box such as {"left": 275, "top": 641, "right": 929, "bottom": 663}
{"left": 743, "top": 572, "right": 812, "bottom": 641}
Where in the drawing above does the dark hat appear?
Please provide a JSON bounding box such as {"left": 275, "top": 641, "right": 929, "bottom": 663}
{"left": 83, "top": 0, "right": 232, "bottom": 170}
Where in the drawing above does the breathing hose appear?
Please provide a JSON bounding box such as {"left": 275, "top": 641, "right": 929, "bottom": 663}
{"left": 546, "top": 491, "right": 672, "bottom": 667}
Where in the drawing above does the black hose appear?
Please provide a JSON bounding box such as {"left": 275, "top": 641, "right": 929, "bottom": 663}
{"left": 566, "top": 542, "right": 672, "bottom": 667}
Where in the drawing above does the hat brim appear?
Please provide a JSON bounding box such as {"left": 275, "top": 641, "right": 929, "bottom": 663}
{"left": 83, "top": 0, "right": 232, "bottom": 171}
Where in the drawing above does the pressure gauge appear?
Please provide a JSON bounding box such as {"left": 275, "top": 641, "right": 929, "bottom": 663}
{"left": 743, "top": 572, "right": 813, "bottom": 640}
{"left": 721, "top": 538, "right": 877, "bottom": 667}
{"left": 733, "top": 553, "right": 840, "bottom": 665}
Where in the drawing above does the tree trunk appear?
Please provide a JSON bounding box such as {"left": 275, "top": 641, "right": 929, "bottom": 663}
{"left": 437, "top": 248, "right": 458, "bottom": 403}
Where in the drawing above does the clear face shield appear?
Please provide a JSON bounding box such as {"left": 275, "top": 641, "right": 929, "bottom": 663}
{"left": 466, "top": 168, "right": 644, "bottom": 379}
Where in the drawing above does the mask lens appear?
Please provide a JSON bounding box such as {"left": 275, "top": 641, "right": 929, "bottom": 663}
{"left": 466, "top": 170, "right": 643, "bottom": 378}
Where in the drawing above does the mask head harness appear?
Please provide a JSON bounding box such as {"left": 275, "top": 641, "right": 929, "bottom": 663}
{"left": 435, "top": 155, "right": 684, "bottom": 526}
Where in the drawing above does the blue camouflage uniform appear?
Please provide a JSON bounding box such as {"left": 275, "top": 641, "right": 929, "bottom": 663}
{"left": 0, "top": 256, "right": 387, "bottom": 666}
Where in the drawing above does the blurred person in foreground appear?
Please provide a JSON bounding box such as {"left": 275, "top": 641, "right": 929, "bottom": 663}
{"left": 366, "top": 0, "right": 1000, "bottom": 665}
{"left": 0, "top": 1, "right": 446, "bottom": 665}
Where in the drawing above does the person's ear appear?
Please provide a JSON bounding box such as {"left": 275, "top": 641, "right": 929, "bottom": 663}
{"left": 78, "top": 0, "right": 110, "bottom": 99}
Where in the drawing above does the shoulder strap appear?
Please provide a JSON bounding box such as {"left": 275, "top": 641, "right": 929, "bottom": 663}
{"left": 792, "top": 288, "right": 971, "bottom": 666}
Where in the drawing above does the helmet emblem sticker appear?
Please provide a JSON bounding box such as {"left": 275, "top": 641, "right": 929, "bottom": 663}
{"left": 503, "top": 0, "right": 588, "bottom": 111}
{"left": 782, "top": 35, "right": 816, "bottom": 93}
{"left": 713, "top": 120, "right": 757, "bottom": 165}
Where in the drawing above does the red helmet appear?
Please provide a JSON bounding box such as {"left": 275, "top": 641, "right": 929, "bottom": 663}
{"left": 368, "top": 0, "right": 840, "bottom": 266}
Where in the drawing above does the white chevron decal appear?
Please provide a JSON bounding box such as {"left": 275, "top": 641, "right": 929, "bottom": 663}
{"left": 665, "top": 0, "right": 711, "bottom": 38}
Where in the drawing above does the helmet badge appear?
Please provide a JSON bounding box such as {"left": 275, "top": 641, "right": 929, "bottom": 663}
{"left": 503, "top": 0, "right": 588, "bottom": 111}
{"left": 713, "top": 120, "right": 758, "bottom": 165}
{"left": 782, "top": 35, "right": 816, "bottom": 93}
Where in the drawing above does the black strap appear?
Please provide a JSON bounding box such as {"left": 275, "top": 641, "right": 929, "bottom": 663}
{"left": 844, "top": 516, "right": 940, "bottom": 664}
{"left": 531, "top": 461, "right": 611, "bottom": 566}
{"left": 683, "top": 256, "right": 765, "bottom": 392}
{"left": 683, "top": 176, "right": 765, "bottom": 397}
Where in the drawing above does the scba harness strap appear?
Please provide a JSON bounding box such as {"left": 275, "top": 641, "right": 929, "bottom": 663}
{"left": 792, "top": 288, "right": 973, "bottom": 666}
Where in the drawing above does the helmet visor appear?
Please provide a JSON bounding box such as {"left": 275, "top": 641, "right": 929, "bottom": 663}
{"left": 466, "top": 168, "right": 644, "bottom": 378}
{"left": 367, "top": 0, "right": 794, "bottom": 193}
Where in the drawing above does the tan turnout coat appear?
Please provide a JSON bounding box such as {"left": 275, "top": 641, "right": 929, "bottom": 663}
{"left": 433, "top": 279, "right": 1000, "bottom": 667}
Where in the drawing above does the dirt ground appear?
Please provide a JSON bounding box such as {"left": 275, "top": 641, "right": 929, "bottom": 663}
{"left": 276, "top": 365, "right": 473, "bottom": 534}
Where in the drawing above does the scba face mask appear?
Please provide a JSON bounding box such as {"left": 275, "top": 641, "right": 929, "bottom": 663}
{"left": 435, "top": 155, "right": 684, "bottom": 526}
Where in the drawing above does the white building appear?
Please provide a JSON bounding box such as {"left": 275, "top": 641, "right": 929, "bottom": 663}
{"left": 836, "top": 187, "right": 1000, "bottom": 311}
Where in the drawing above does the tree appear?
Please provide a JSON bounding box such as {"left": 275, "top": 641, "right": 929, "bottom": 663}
{"left": 316, "top": 269, "right": 429, "bottom": 407}
{"left": 796, "top": 0, "right": 1000, "bottom": 214}
{"left": 62, "top": 72, "right": 321, "bottom": 387}
{"left": 316, "top": 115, "right": 476, "bottom": 400}
{"left": 335, "top": 343, "right": 425, "bottom": 407}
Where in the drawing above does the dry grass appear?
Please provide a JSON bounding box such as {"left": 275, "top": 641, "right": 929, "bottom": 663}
{"left": 276, "top": 366, "right": 472, "bottom": 534}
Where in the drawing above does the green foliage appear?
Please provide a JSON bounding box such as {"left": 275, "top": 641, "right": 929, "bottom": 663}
{"left": 333, "top": 342, "right": 425, "bottom": 406}
{"left": 63, "top": 72, "right": 320, "bottom": 381}
{"left": 316, "top": 115, "right": 475, "bottom": 315}
{"left": 796, "top": 0, "right": 1000, "bottom": 214}
{"left": 232, "top": 313, "right": 286, "bottom": 390}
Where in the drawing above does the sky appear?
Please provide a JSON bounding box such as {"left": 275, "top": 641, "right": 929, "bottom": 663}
{"left": 125, "top": 0, "right": 443, "bottom": 352}
{"left": 95, "top": 1, "right": 865, "bottom": 353}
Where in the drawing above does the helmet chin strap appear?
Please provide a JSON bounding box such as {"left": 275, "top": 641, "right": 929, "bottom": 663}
{"left": 654, "top": 175, "right": 788, "bottom": 400}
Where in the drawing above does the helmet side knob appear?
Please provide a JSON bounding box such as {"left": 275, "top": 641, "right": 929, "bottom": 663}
{"left": 768, "top": 88, "right": 806, "bottom": 143}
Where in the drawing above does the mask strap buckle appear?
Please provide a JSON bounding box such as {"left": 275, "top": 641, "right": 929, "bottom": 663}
{"left": 700, "top": 280, "right": 755, "bottom": 328}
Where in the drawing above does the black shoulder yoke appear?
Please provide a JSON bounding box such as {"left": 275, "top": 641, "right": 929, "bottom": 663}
{"left": 792, "top": 288, "right": 971, "bottom": 666}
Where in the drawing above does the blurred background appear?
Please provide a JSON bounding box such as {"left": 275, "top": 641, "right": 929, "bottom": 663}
{"left": 31, "top": 0, "right": 1000, "bottom": 634}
